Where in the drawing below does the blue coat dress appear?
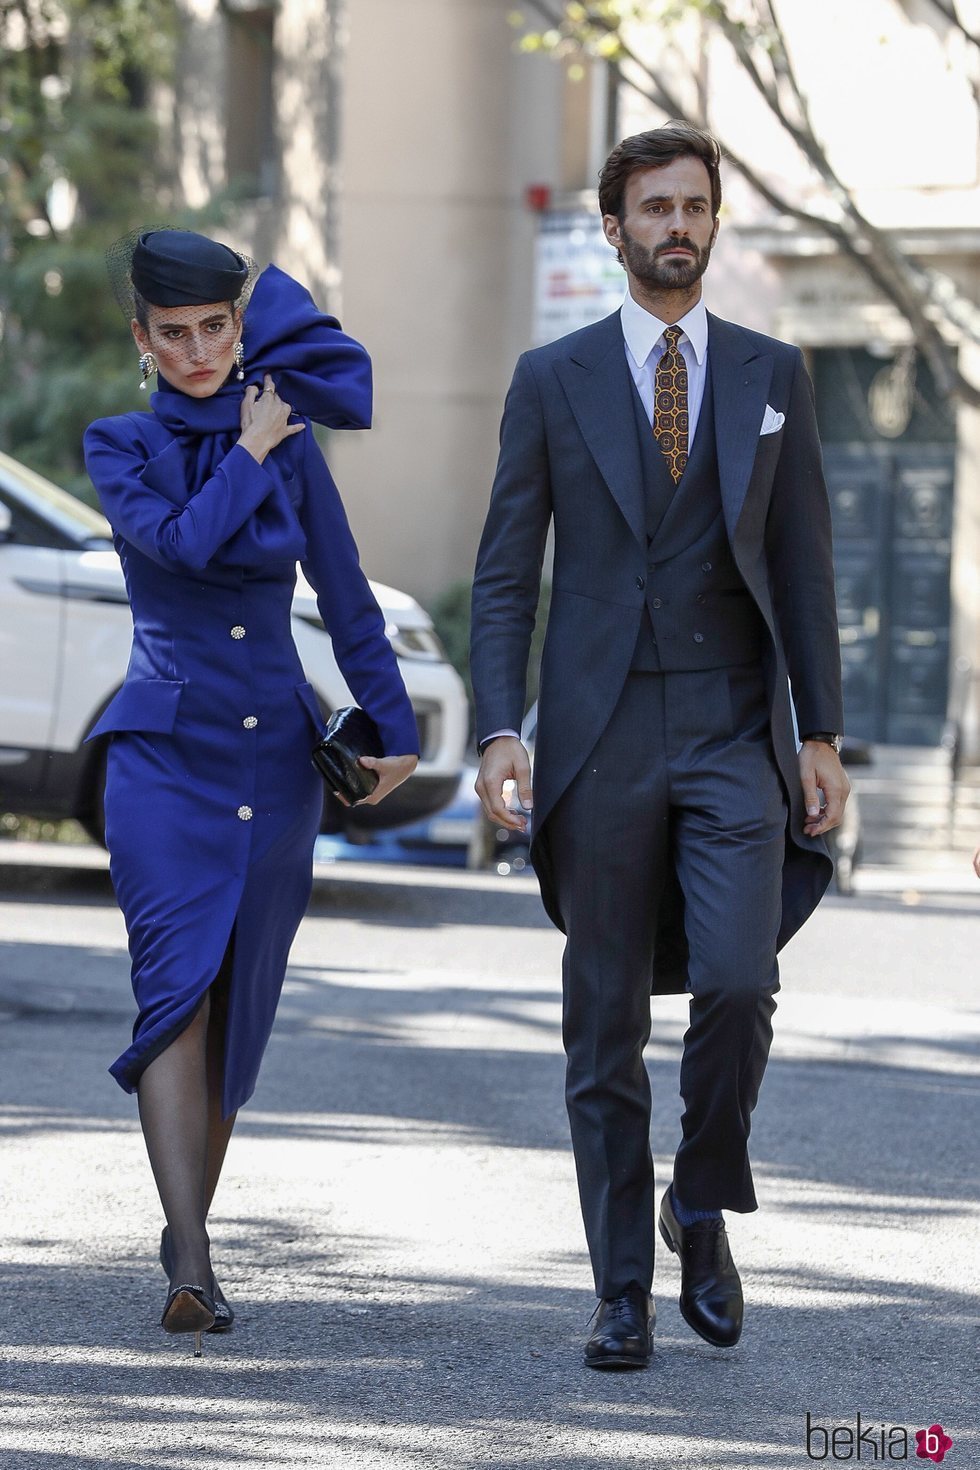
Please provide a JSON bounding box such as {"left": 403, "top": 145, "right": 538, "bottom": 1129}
{"left": 83, "top": 265, "right": 419, "bottom": 1116}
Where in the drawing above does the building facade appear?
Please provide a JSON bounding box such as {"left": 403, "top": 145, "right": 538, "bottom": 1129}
{"left": 167, "top": 0, "right": 606, "bottom": 608}
{"left": 166, "top": 0, "right": 979, "bottom": 749}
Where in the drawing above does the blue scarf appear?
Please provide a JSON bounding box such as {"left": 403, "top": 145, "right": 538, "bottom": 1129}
{"left": 141, "top": 264, "right": 371, "bottom": 569}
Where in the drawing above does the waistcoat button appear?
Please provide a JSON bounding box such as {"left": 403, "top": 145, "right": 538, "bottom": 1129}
{"left": 693, "top": 633, "right": 704, "bottom": 643}
{"left": 701, "top": 562, "right": 712, "bottom": 573}
{"left": 243, "top": 716, "right": 258, "bottom": 729}
{"left": 237, "top": 805, "right": 253, "bottom": 821}
{"left": 652, "top": 598, "right": 663, "bottom": 609}
{"left": 230, "top": 625, "right": 246, "bottom": 639}
{"left": 635, "top": 576, "right": 645, "bottom": 590}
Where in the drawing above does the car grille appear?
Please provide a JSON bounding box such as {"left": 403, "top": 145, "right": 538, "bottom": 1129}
{"left": 411, "top": 700, "right": 442, "bottom": 762}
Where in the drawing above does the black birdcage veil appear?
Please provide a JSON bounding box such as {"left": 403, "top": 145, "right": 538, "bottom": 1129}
{"left": 105, "top": 226, "right": 258, "bottom": 324}
{"left": 106, "top": 227, "right": 259, "bottom": 388}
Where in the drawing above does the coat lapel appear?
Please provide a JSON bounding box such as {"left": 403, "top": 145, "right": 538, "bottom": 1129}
{"left": 707, "top": 313, "right": 775, "bottom": 542}
{"left": 553, "top": 313, "right": 646, "bottom": 549}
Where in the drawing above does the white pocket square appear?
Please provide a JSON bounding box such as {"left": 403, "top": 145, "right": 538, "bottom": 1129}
{"left": 760, "top": 404, "right": 785, "bottom": 436}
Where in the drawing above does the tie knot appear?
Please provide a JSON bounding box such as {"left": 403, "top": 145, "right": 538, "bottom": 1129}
{"left": 663, "top": 324, "right": 682, "bottom": 350}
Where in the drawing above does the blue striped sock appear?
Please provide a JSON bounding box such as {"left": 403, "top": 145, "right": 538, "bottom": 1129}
{"left": 671, "top": 1186, "right": 722, "bottom": 1226}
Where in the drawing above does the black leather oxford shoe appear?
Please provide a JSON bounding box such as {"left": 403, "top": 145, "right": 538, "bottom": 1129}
{"left": 658, "top": 1187, "right": 743, "bottom": 1348}
{"left": 583, "top": 1283, "right": 654, "bottom": 1369}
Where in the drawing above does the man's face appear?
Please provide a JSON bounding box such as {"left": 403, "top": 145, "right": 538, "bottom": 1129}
{"left": 603, "top": 156, "right": 719, "bottom": 293}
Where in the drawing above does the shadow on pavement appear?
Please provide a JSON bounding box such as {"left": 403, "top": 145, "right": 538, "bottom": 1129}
{"left": 5, "top": 851, "right": 977, "bottom": 924}
{"left": 0, "top": 1253, "right": 975, "bottom": 1467}
{"left": 0, "top": 868, "right": 977, "bottom": 1466}
{"left": 1, "top": 948, "right": 979, "bottom": 1187}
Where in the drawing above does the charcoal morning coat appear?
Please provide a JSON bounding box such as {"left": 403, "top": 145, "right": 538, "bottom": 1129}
{"left": 470, "top": 309, "right": 844, "bottom": 993}
{"left": 83, "top": 266, "right": 419, "bottom": 1115}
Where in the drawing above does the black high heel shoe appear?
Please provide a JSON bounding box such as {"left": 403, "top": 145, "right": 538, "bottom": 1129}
{"left": 161, "top": 1284, "right": 216, "bottom": 1357}
{"left": 209, "top": 1280, "right": 235, "bottom": 1333}
{"left": 160, "top": 1226, "right": 235, "bottom": 1332}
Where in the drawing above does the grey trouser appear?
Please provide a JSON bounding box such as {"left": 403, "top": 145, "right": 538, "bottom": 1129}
{"left": 548, "top": 665, "right": 786, "bottom": 1297}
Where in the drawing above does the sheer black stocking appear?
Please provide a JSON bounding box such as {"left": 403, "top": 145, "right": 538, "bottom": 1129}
{"left": 137, "top": 937, "right": 238, "bottom": 1293}
{"left": 205, "top": 955, "right": 237, "bottom": 1215}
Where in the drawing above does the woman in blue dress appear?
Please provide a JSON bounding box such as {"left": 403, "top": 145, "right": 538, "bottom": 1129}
{"left": 84, "top": 229, "right": 419, "bottom": 1352}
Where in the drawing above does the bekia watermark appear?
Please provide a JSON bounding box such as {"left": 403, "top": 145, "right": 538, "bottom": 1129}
{"left": 804, "top": 1413, "right": 953, "bottom": 1461}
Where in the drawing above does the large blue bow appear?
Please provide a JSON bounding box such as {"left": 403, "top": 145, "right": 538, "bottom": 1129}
{"left": 141, "top": 265, "right": 372, "bottom": 567}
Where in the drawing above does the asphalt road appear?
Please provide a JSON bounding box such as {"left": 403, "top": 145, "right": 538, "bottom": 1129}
{"left": 0, "top": 847, "right": 977, "bottom": 1470}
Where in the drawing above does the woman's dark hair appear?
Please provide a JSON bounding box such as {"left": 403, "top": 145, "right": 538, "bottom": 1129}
{"left": 133, "top": 290, "right": 238, "bottom": 330}
{"left": 598, "top": 122, "right": 723, "bottom": 221}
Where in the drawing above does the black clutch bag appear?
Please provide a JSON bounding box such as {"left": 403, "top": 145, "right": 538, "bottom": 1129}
{"left": 311, "top": 705, "right": 384, "bottom": 804}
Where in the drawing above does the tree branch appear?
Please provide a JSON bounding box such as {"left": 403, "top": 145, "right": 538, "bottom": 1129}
{"left": 514, "top": 0, "right": 980, "bottom": 404}
{"left": 919, "top": 0, "right": 980, "bottom": 109}
{"left": 923, "top": 0, "right": 980, "bottom": 48}
{"left": 711, "top": 0, "right": 979, "bottom": 397}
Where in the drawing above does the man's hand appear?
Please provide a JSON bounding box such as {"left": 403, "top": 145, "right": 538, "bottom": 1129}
{"left": 799, "top": 740, "right": 850, "bottom": 838}
{"left": 475, "top": 736, "right": 533, "bottom": 834}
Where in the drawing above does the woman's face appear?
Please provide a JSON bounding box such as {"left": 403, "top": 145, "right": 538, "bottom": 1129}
{"left": 131, "top": 301, "right": 242, "bottom": 398}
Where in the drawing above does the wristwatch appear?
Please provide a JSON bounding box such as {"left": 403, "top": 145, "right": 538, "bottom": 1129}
{"left": 802, "top": 731, "right": 842, "bottom": 755}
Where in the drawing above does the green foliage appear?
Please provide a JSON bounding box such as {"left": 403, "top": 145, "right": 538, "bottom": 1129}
{"left": 0, "top": 233, "right": 138, "bottom": 497}
{"left": 428, "top": 578, "right": 552, "bottom": 731}
{"left": 428, "top": 578, "right": 475, "bottom": 705}
{"left": 0, "top": 812, "right": 89, "bottom": 844}
{"left": 0, "top": 1, "right": 176, "bottom": 236}
{"left": 0, "top": 0, "right": 177, "bottom": 496}
{"left": 511, "top": 0, "right": 733, "bottom": 69}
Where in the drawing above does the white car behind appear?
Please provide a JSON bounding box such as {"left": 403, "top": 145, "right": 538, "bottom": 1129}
{"left": 0, "top": 450, "right": 468, "bottom": 843}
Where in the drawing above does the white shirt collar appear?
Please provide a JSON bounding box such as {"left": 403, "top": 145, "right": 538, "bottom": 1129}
{"left": 620, "top": 290, "right": 708, "bottom": 370}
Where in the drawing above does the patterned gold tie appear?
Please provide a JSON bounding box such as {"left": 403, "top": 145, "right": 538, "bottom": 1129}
{"left": 654, "top": 324, "right": 689, "bottom": 483}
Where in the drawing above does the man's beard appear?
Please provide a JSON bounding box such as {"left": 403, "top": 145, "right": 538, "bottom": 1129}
{"left": 619, "top": 226, "right": 713, "bottom": 290}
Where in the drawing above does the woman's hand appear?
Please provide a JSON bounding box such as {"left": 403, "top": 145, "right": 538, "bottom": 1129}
{"left": 353, "top": 753, "right": 419, "bottom": 807}
{"left": 238, "top": 374, "right": 306, "bottom": 463}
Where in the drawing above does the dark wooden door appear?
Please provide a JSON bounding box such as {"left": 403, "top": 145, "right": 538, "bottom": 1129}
{"left": 824, "top": 446, "right": 954, "bottom": 744}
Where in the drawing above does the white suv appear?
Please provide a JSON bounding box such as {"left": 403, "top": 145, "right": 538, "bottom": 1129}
{"left": 0, "top": 450, "right": 468, "bottom": 843}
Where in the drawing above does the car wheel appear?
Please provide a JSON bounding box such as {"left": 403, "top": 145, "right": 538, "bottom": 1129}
{"left": 79, "top": 750, "right": 107, "bottom": 848}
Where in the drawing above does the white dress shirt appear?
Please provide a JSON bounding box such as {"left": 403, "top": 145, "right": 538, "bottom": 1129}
{"left": 620, "top": 289, "right": 709, "bottom": 448}
{"left": 481, "top": 294, "right": 711, "bottom": 749}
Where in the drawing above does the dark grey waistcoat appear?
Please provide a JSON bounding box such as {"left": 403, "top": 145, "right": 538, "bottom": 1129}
{"left": 631, "top": 368, "right": 766, "bottom": 671}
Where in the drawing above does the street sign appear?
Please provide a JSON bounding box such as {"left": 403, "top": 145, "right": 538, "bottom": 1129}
{"left": 533, "top": 210, "right": 625, "bottom": 346}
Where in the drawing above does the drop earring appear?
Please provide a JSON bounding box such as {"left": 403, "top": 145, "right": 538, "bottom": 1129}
{"left": 138, "top": 351, "right": 157, "bottom": 391}
{"left": 234, "top": 340, "right": 245, "bottom": 380}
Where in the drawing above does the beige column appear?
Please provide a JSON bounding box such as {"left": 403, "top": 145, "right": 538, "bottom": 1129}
{"left": 272, "top": 0, "right": 344, "bottom": 306}
{"left": 328, "top": 0, "right": 575, "bottom": 605}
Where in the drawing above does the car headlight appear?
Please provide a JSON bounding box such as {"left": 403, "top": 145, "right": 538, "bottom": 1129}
{"left": 384, "top": 623, "right": 447, "bottom": 662}
{"left": 293, "top": 609, "right": 448, "bottom": 663}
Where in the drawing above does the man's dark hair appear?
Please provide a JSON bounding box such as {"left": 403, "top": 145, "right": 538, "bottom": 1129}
{"left": 598, "top": 122, "right": 723, "bottom": 221}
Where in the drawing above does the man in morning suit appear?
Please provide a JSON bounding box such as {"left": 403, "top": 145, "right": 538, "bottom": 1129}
{"left": 470, "top": 124, "right": 849, "bottom": 1369}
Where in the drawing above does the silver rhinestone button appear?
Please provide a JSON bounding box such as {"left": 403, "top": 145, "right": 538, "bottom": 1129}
{"left": 237, "top": 805, "right": 253, "bottom": 821}
{"left": 230, "top": 625, "right": 246, "bottom": 640}
{"left": 242, "top": 716, "right": 258, "bottom": 729}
